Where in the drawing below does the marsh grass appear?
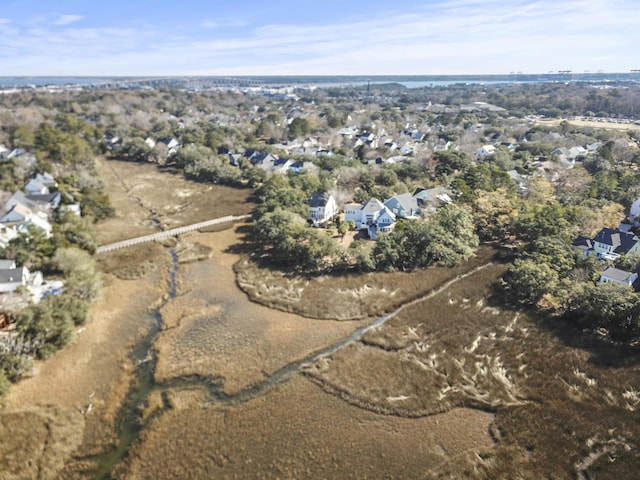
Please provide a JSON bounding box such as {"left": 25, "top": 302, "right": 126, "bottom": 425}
{"left": 234, "top": 245, "right": 499, "bottom": 320}
{"left": 117, "top": 376, "right": 494, "bottom": 480}
{"left": 305, "top": 260, "right": 640, "bottom": 478}
{"left": 0, "top": 405, "right": 84, "bottom": 480}
{"left": 97, "top": 242, "right": 165, "bottom": 278}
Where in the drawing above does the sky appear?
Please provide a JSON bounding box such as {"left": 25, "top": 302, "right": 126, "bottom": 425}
{"left": 0, "top": 0, "right": 638, "bottom": 76}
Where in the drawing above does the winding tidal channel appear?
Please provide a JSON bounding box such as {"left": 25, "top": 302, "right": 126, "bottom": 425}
{"left": 87, "top": 249, "right": 493, "bottom": 479}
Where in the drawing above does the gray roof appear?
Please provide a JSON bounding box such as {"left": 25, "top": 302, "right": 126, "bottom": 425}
{"left": 4, "top": 191, "right": 39, "bottom": 212}
{"left": 309, "top": 192, "right": 332, "bottom": 208}
{"left": 0, "top": 267, "right": 26, "bottom": 284}
{"left": 572, "top": 235, "right": 593, "bottom": 251}
{"left": 0, "top": 260, "right": 16, "bottom": 269}
{"left": 361, "top": 198, "right": 385, "bottom": 214}
{"left": 385, "top": 193, "right": 419, "bottom": 214}
{"left": 601, "top": 267, "right": 635, "bottom": 282}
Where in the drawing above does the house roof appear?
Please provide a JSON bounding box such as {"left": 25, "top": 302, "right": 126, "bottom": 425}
{"left": 360, "top": 198, "right": 385, "bottom": 214}
{"left": 5, "top": 191, "right": 40, "bottom": 213}
{"left": 0, "top": 266, "right": 27, "bottom": 285}
{"left": 0, "top": 203, "right": 33, "bottom": 223}
{"left": 0, "top": 260, "right": 16, "bottom": 270}
{"left": 601, "top": 267, "right": 635, "bottom": 283}
{"left": 572, "top": 235, "right": 593, "bottom": 251}
{"left": 25, "top": 178, "right": 49, "bottom": 194}
{"left": 33, "top": 172, "right": 57, "bottom": 187}
{"left": 551, "top": 147, "right": 570, "bottom": 156}
{"left": 309, "top": 192, "right": 333, "bottom": 208}
{"left": 385, "top": 192, "right": 419, "bottom": 213}
{"left": 413, "top": 187, "right": 452, "bottom": 205}
{"left": 377, "top": 206, "right": 397, "bottom": 222}
{"left": 26, "top": 192, "right": 60, "bottom": 206}
{"left": 249, "top": 152, "right": 278, "bottom": 165}
{"left": 479, "top": 145, "right": 496, "bottom": 153}
{"left": 593, "top": 228, "right": 639, "bottom": 254}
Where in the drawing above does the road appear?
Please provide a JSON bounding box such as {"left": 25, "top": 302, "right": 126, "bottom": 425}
{"left": 96, "top": 214, "right": 251, "bottom": 254}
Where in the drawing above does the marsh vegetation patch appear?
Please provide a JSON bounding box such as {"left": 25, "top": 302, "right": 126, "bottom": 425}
{"left": 234, "top": 246, "right": 498, "bottom": 320}
{"left": 305, "top": 260, "right": 640, "bottom": 478}
{"left": 117, "top": 377, "right": 494, "bottom": 480}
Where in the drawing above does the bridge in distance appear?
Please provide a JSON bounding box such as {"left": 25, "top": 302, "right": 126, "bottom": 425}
{"left": 94, "top": 77, "right": 266, "bottom": 89}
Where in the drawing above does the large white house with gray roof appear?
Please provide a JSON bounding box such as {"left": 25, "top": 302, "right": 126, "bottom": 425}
{"left": 345, "top": 198, "right": 396, "bottom": 240}
{"left": 309, "top": 192, "right": 338, "bottom": 226}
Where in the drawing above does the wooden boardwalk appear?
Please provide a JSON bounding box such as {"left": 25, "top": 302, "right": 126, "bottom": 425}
{"left": 96, "top": 214, "right": 251, "bottom": 254}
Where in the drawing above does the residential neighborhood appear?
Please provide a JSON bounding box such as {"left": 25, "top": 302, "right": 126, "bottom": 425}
{"left": 0, "top": 165, "right": 76, "bottom": 313}
{"left": 1, "top": 75, "right": 640, "bottom": 480}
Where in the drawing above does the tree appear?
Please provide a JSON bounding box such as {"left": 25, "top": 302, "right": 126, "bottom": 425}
{"left": 54, "top": 212, "right": 98, "bottom": 254}
{"left": 513, "top": 204, "right": 573, "bottom": 244}
{"left": 337, "top": 222, "right": 349, "bottom": 241}
{"left": 503, "top": 259, "right": 559, "bottom": 304}
{"left": 11, "top": 124, "right": 36, "bottom": 149}
{"left": 287, "top": 117, "right": 310, "bottom": 140}
{"left": 564, "top": 282, "right": 640, "bottom": 339}
{"left": 522, "top": 236, "right": 577, "bottom": 278}
{"left": 1, "top": 226, "right": 56, "bottom": 271}
{"left": 472, "top": 189, "right": 518, "bottom": 241}
{"left": 434, "top": 151, "right": 470, "bottom": 178}
{"left": 254, "top": 176, "right": 310, "bottom": 218}
{"left": 78, "top": 186, "right": 115, "bottom": 220}
{"left": 373, "top": 204, "right": 478, "bottom": 271}
{"left": 17, "top": 298, "right": 75, "bottom": 359}
{"left": 171, "top": 143, "right": 214, "bottom": 169}
{"left": 349, "top": 240, "right": 375, "bottom": 271}
{"left": 122, "top": 136, "right": 152, "bottom": 162}
{"left": 372, "top": 232, "right": 403, "bottom": 272}
{"left": 524, "top": 176, "right": 555, "bottom": 206}
{"left": 53, "top": 247, "right": 102, "bottom": 302}
{"left": 424, "top": 204, "right": 479, "bottom": 267}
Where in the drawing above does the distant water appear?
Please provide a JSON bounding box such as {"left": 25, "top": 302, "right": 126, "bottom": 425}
{"left": 1, "top": 73, "right": 639, "bottom": 88}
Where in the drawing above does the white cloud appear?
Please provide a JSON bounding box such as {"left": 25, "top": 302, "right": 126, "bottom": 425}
{"left": 1, "top": 0, "right": 638, "bottom": 75}
{"left": 200, "top": 20, "right": 220, "bottom": 29}
{"left": 200, "top": 19, "right": 247, "bottom": 29}
{"left": 53, "top": 15, "right": 84, "bottom": 26}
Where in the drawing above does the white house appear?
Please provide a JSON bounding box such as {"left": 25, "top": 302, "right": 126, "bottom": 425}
{"left": 344, "top": 198, "right": 396, "bottom": 240}
{"left": 0, "top": 265, "right": 30, "bottom": 293}
{"left": 592, "top": 228, "right": 640, "bottom": 260}
{"left": 599, "top": 267, "right": 638, "bottom": 287}
{"left": 384, "top": 193, "right": 420, "bottom": 219}
{"left": 309, "top": 192, "right": 338, "bottom": 226}
{"left": 476, "top": 145, "right": 496, "bottom": 160}
{"left": 0, "top": 204, "right": 52, "bottom": 238}
{"left": 0, "top": 260, "right": 16, "bottom": 270}
{"left": 0, "top": 225, "right": 17, "bottom": 248}
{"left": 369, "top": 206, "right": 396, "bottom": 240}
{"left": 24, "top": 172, "right": 57, "bottom": 195}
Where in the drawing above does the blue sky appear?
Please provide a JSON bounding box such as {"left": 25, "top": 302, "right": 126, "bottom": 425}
{"left": 1, "top": 0, "right": 638, "bottom": 76}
